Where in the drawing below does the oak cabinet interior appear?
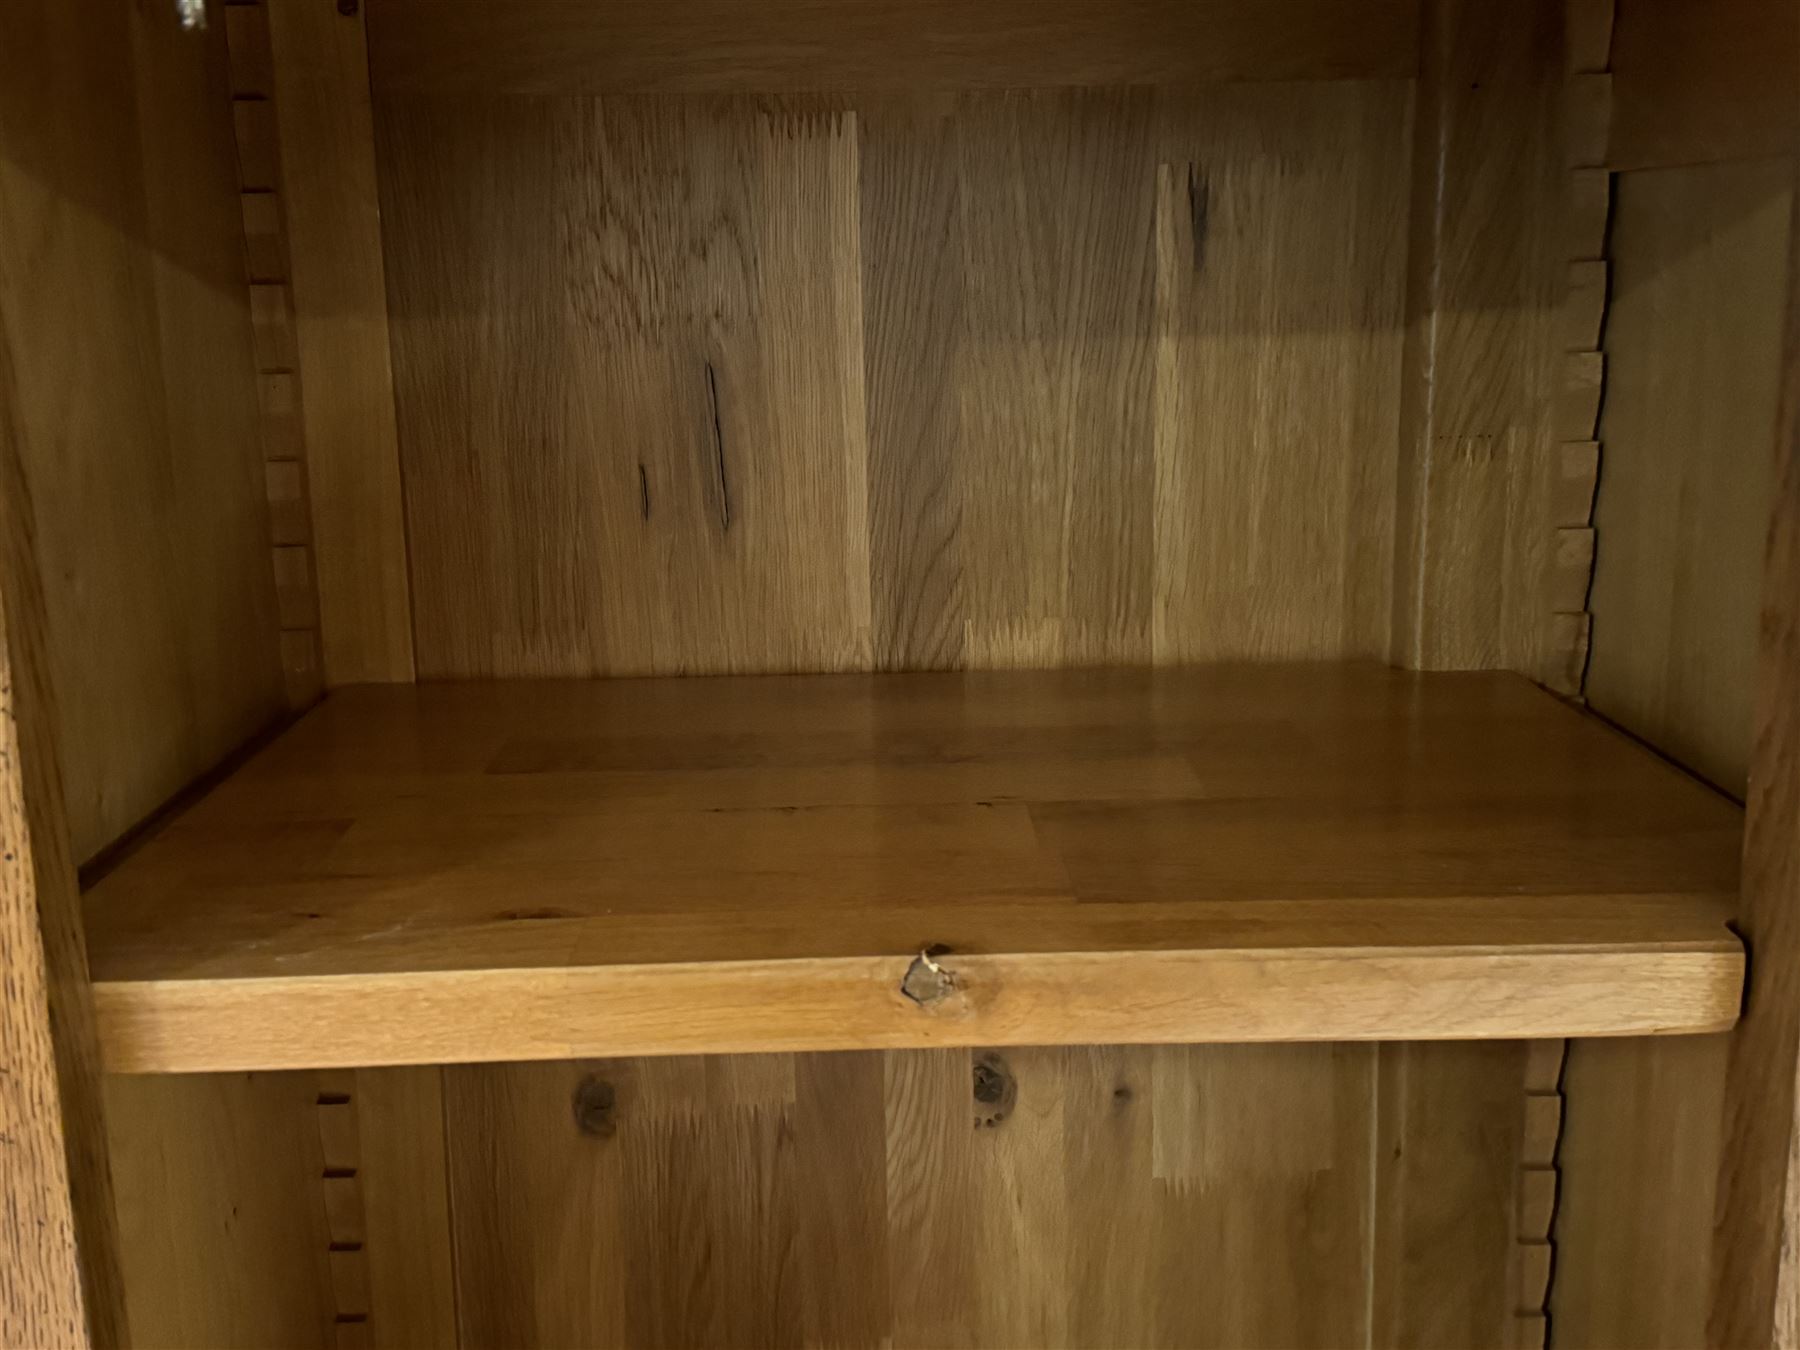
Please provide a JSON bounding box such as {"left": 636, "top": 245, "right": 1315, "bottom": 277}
{"left": 0, "top": 0, "right": 1794, "bottom": 1345}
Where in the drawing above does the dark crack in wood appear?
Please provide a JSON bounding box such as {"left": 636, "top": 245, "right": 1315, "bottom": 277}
{"left": 1187, "top": 163, "right": 1211, "bottom": 273}
{"left": 705, "top": 361, "right": 731, "bottom": 532}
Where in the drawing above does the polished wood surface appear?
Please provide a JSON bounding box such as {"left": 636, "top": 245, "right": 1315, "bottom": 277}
{"left": 82, "top": 666, "right": 1744, "bottom": 1071}
{"left": 1370, "top": 1041, "right": 1555, "bottom": 1347}
{"left": 367, "top": 0, "right": 1421, "bottom": 94}
{"left": 372, "top": 85, "right": 1411, "bottom": 678}
{"left": 1587, "top": 160, "right": 1793, "bottom": 796}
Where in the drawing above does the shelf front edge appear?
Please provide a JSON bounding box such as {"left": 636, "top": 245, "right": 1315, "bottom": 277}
{"left": 95, "top": 938, "right": 1746, "bottom": 1074}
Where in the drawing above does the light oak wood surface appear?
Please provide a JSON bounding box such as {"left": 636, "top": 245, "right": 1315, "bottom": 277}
{"left": 372, "top": 84, "right": 1412, "bottom": 678}
{"left": 105, "top": 1072, "right": 334, "bottom": 1348}
{"left": 1391, "top": 0, "right": 1565, "bottom": 681}
{"left": 0, "top": 0, "right": 285, "bottom": 863}
{"left": 1553, "top": 1034, "right": 1727, "bottom": 1347}
{"left": 1587, "top": 160, "right": 1794, "bottom": 797}
{"left": 437, "top": 1045, "right": 1384, "bottom": 1347}
{"left": 80, "top": 666, "right": 1744, "bottom": 1072}
{"left": 266, "top": 0, "right": 415, "bottom": 686}
{"left": 103, "top": 1040, "right": 1561, "bottom": 1350}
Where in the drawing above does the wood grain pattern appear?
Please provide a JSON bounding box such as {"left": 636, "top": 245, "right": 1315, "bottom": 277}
{"left": 1391, "top": 0, "right": 1565, "bottom": 679}
{"left": 1151, "top": 85, "right": 1408, "bottom": 664}
{"left": 266, "top": 0, "right": 415, "bottom": 685}
{"left": 367, "top": 0, "right": 1422, "bottom": 94}
{"left": 1586, "top": 161, "right": 1794, "bottom": 794}
{"left": 78, "top": 666, "right": 1746, "bottom": 1072}
{"left": 1557, "top": 350, "right": 1605, "bottom": 443}
{"left": 1549, "top": 24, "right": 1615, "bottom": 704}
{"left": 1710, "top": 163, "right": 1800, "bottom": 1350}
{"left": 374, "top": 85, "right": 1413, "bottom": 677}
{"left": 105, "top": 1072, "right": 335, "bottom": 1348}
{"left": 355, "top": 1068, "right": 457, "bottom": 1348}
{"left": 225, "top": 0, "right": 327, "bottom": 717}
{"left": 0, "top": 0, "right": 284, "bottom": 862}
{"left": 1608, "top": 0, "right": 1800, "bottom": 170}
{"left": 426, "top": 1044, "right": 1497, "bottom": 1348}
{"left": 380, "top": 93, "right": 873, "bottom": 677}
{"left": 0, "top": 222, "right": 127, "bottom": 1350}
{"left": 1552, "top": 1035, "right": 1726, "bottom": 1347}
{"left": 1371, "top": 1042, "right": 1539, "bottom": 1348}
{"left": 94, "top": 1046, "right": 1572, "bottom": 1349}
{"left": 95, "top": 938, "right": 1743, "bottom": 1076}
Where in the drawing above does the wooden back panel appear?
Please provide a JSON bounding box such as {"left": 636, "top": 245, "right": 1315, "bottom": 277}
{"left": 105, "top": 1042, "right": 1561, "bottom": 1348}
{"left": 372, "top": 83, "right": 1413, "bottom": 678}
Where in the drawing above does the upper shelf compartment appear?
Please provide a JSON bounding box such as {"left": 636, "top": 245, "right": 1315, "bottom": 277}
{"left": 365, "top": 0, "right": 1423, "bottom": 94}
{"left": 86, "top": 665, "right": 1742, "bottom": 1074}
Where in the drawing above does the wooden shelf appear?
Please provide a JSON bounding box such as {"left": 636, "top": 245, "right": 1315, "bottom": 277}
{"left": 84, "top": 665, "right": 1746, "bottom": 1073}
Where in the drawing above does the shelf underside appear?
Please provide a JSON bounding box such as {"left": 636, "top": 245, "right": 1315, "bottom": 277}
{"left": 84, "top": 665, "right": 1745, "bottom": 1073}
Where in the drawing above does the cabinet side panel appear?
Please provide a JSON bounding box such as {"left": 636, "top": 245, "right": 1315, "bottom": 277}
{"left": 1586, "top": 161, "right": 1794, "bottom": 797}
{"left": 105, "top": 1073, "right": 335, "bottom": 1349}
{"left": 1553, "top": 1035, "right": 1726, "bottom": 1347}
{"left": 0, "top": 0, "right": 285, "bottom": 861}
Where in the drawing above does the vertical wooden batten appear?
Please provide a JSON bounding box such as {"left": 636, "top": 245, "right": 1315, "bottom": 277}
{"left": 313, "top": 1072, "right": 374, "bottom": 1348}
{"left": 1711, "top": 170, "right": 1800, "bottom": 1350}
{"left": 1390, "top": 0, "right": 1565, "bottom": 677}
{"left": 225, "top": 0, "right": 324, "bottom": 709}
{"left": 1514, "top": 1040, "right": 1565, "bottom": 1349}
{"left": 1544, "top": 0, "right": 1613, "bottom": 698}
{"left": 0, "top": 312, "right": 127, "bottom": 1348}
{"left": 264, "top": 0, "right": 414, "bottom": 685}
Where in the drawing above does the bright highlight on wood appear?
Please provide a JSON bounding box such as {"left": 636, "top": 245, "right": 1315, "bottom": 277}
{"left": 84, "top": 664, "right": 1744, "bottom": 1073}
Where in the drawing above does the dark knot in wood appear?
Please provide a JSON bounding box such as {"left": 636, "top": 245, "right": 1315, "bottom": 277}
{"left": 572, "top": 1075, "right": 617, "bottom": 1139}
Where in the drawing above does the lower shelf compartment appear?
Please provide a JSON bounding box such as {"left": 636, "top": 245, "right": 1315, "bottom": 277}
{"left": 84, "top": 664, "right": 1745, "bottom": 1072}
